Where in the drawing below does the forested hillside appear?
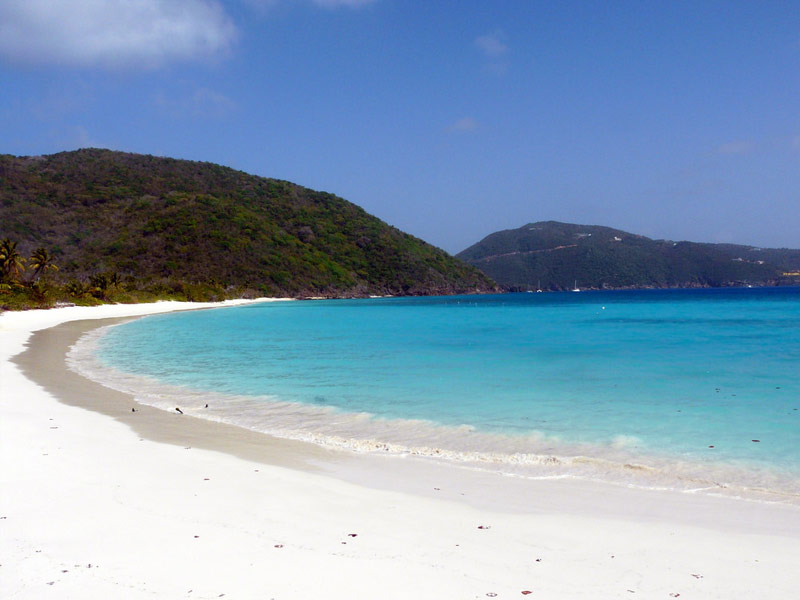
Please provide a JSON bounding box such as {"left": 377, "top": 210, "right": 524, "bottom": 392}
{"left": 458, "top": 221, "right": 800, "bottom": 291}
{"left": 0, "top": 149, "right": 495, "bottom": 307}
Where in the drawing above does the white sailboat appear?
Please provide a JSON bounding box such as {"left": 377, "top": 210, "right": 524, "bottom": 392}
{"left": 572, "top": 280, "right": 580, "bottom": 292}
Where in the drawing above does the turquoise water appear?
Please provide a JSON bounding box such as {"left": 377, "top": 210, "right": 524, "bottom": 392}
{"left": 73, "top": 288, "right": 800, "bottom": 501}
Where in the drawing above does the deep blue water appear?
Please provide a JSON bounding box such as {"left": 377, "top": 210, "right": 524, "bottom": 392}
{"left": 75, "top": 288, "right": 800, "bottom": 500}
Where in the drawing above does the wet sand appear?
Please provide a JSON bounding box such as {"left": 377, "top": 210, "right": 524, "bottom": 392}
{"left": 16, "top": 317, "right": 338, "bottom": 472}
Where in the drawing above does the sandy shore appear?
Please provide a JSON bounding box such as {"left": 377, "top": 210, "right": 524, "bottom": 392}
{"left": 3, "top": 301, "right": 800, "bottom": 599}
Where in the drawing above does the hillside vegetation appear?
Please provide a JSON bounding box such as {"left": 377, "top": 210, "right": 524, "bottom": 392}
{"left": 457, "top": 221, "right": 800, "bottom": 291}
{"left": 0, "top": 149, "right": 495, "bottom": 308}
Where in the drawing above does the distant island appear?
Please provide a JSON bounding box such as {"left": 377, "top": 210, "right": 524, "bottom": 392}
{"left": 0, "top": 149, "right": 496, "bottom": 309}
{"left": 457, "top": 221, "right": 800, "bottom": 291}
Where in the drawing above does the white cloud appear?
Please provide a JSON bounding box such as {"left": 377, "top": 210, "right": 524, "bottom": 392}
{"left": 0, "top": 0, "right": 237, "bottom": 69}
{"left": 475, "top": 30, "right": 509, "bottom": 58}
{"left": 717, "top": 140, "right": 754, "bottom": 155}
{"left": 450, "top": 117, "right": 478, "bottom": 132}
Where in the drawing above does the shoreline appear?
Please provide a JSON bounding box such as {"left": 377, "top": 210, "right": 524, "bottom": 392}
{"left": 3, "top": 302, "right": 800, "bottom": 598}
{"left": 19, "top": 316, "right": 340, "bottom": 473}
{"left": 66, "top": 311, "right": 800, "bottom": 511}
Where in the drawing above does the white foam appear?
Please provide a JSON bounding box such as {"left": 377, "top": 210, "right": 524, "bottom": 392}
{"left": 611, "top": 434, "right": 642, "bottom": 448}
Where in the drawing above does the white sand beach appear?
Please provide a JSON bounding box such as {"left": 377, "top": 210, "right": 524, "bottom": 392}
{"left": 2, "top": 301, "right": 800, "bottom": 599}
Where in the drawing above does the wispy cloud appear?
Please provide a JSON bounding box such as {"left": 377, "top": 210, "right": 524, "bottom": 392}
{"left": 450, "top": 117, "right": 479, "bottom": 132}
{"left": 475, "top": 29, "right": 510, "bottom": 75}
{"left": 189, "top": 87, "right": 238, "bottom": 117}
{"left": 0, "top": 0, "right": 237, "bottom": 69}
{"left": 717, "top": 140, "right": 754, "bottom": 155}
{"left": 311, "top": 0, "right": 377, "bottom": 7}
{"left": 29, "top": 80, "right": 95, "bottom": 120}
{"left": 50, "top": 124, "right": 106, "bottom": 151}
{"left": 475, "top": 30, "right": 509, "bottom": 58}
{"left": 153, "top": 86, "right": 237, "bottom": 118}
{"left": 244, "top": 0, "right": 376, "bottom": 10}
{"left": 68, "top": 125, "right": 102, "bottom": 148}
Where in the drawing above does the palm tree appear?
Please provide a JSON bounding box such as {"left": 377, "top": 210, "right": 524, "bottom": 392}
{"left": 29, "top": 247, "right": 59, "bottom": 280}
{"left": 89, "top": 273, "right": 109, "bottom": 299}
{"left": 65, "top": 279, "right": 87, "bottom": 297}
{"left": 108, "top": 271, "right": 122, "bottom": 289}
{"left": 0, "top": 238, "right": 26, "bottom": 282}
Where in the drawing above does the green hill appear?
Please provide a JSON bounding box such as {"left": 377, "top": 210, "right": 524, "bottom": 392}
{"left": 457, "top": 221, "right": 800, "bottom": 291}
{"left": 0, "top": 149, "right": 495, "bottom": 302}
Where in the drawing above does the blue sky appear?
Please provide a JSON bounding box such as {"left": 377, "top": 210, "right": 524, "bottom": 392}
{"left": 1, "top": 1, "right": 798, "bottom": 253}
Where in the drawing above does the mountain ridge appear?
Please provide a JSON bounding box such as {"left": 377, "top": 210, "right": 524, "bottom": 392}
{"left": 457, "top": 221, "right": 800, "bottom": 291}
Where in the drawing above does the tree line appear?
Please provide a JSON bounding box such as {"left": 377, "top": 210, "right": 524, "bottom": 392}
{"left": 0, "top": 237, "right": 129, "bottom": 309}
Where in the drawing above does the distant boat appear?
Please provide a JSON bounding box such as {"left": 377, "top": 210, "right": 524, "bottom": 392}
{"left": 572, "top": 280, "right": 580, "bottom": 292}
{"left": 536, "top": 280, "right": 543, "bottom": 293}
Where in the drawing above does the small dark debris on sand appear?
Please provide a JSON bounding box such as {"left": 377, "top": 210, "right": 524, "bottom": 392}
{"left": 478, "top": 525, "right": 491, "bottom": 530}
{"left": 205, "top": 404, "right": 209, "bottom": 408}
{"left": 274, "top": 544, "right": 283, "bottom": 548}
{"left": 175, "top": 407, "right": 183, "bottom": 414}
{"left": 521, "top": 591, "right": 533, "bottom": 595}
{"left": 348, "top": 533, "right": 358, "bottom": 537}
{"left": 131, "top": 408, "right": 136, "bottom": 412}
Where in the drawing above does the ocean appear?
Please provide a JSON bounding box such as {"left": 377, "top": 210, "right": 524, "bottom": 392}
{"left": 69, "top": 288, "right": 800, "bottom": 503}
